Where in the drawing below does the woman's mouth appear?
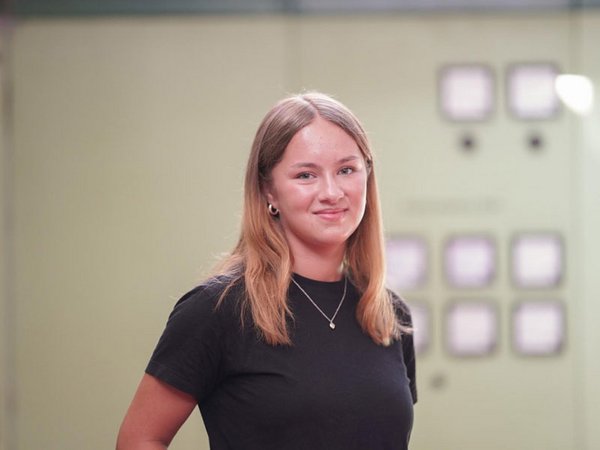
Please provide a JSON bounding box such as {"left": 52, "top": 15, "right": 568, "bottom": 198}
{"left": 314, "top": 208, "right": 347, "bottom": 220}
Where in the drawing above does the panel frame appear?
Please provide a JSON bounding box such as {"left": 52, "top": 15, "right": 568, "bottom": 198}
{"left": 385, "top": 234, "right": 430, "bottom": 291}
{"left": 505, "top": 61, "right": 563, "bottom": 121}
{"left": 442, "top": 233, "right": 498, "bottom": 289}
{"left": 444, "top": 299, "right": 501, "bottom": 358}
{"left": 406, "top": 299, "right": 432, "bottom": 356}
{"left": 510, "top": 231, "right": 566, "bottom": 289}
{"left": 437, "top": 62, "right": 496, "bottom": 123}
{"left": 511, "top": 298, "right": 567, "bottom": 357}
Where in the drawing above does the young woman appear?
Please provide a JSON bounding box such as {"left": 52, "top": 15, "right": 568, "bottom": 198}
{"left": 117, "top": 92, "right": 417, "bottom": 450}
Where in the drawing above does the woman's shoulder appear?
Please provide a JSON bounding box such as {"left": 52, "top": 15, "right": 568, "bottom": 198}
{"left": 171, "top": 274, "right": 245, "bottom": 319}
{"left": 386, "top": 288, "right": 412, "bottom": 326}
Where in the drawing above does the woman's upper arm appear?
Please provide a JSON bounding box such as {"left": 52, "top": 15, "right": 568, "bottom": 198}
{"left": 116, "top": 374, "right": 198, "bottom": 449}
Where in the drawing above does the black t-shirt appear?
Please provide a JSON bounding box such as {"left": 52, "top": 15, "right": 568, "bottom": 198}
{"left": 146, "top": 274, "right": 417, "bottom": 450}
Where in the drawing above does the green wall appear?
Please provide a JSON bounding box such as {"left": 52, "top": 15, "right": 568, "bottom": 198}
{"left": 1, "top": 12, "right": 599, "bottom": 450}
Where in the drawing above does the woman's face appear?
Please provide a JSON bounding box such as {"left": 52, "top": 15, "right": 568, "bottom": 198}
{"left": 265, "top": 117, "right": 369, "bottom": 259}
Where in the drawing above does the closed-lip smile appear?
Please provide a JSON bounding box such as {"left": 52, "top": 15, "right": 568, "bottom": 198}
{"left": 314, "top": 208, "right": 347, "bottom": 219}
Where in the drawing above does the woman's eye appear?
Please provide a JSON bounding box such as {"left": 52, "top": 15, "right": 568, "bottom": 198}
{"left": 296, "top": 172, "right": 314, "bottom": 180}
{"left": 339, "top": 167, "right": 354, "bottom": 175}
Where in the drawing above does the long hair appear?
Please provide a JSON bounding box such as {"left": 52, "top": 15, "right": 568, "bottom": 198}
{"left": 215, "top": 92, "right": 408, "bottom": 346}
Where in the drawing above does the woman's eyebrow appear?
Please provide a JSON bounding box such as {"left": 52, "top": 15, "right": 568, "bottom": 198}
{"left": 338, "top": 155, "right": 361, "bottom": 163}
{"left": 290, "top": 162, "right": 319, "bottom": 169}
{"left": 290, "top": 155, "right": 361, "bottom": 169}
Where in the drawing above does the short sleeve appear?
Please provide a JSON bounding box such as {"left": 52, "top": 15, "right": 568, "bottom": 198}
{"left": 402, "top": 329, "right": 418, "bottom": 404}
{"left": 145, "top": 282, "right": 228, "bottom": 402}
{"left": 390, "top": 290, "right": 418, "bottom": 404}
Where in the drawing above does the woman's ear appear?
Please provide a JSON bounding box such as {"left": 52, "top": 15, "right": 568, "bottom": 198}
{"left": 365, "top": 157, "right": 373, "bottom": 175}
{"left": 263, "top": 183, "right": 277, "bottom": 209}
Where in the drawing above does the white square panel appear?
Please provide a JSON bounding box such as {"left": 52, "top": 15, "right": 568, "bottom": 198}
{"left": 439, "top": 64, "right": 494, "bottom": 121}
{"left": 446, "top": 301, "right": 498, "bottom": 357}
{"left": 407, "top": 302, "right": 430, "bottom": 355}
{"left": 386, "top": 236, "right": 428, "bottom": 290}
{"left": 507, "top": 63, "right": 560, "bottom": 120}
{"left": 444, "top": 235, "right": 496, "bottom": 288}
{"left": 513, "top": 300, "right": 565, "bottom": 356}
{"left": 512, "top": 233, "right": 563, "bottom": 288}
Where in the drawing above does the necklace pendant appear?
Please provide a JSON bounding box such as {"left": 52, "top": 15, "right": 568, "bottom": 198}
{"left": 329, "top": 322, "right": 336, "bottom": 330}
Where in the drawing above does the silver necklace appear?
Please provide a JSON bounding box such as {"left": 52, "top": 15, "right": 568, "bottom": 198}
{"left": 291, "top": 276, "right": 347, "bottom": 330}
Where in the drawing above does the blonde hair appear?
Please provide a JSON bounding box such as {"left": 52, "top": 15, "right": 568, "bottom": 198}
{"left": 215, "top": 92, "right": 408, "bottom": 346}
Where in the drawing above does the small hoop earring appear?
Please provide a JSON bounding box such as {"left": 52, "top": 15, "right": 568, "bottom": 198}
{"left": 268, "top": 203, "right": 279, "bottom": 216}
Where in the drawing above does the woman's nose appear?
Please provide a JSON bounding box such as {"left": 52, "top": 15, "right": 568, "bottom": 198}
{"left": 319, "top": 175, "right": 344, "bottom": 202}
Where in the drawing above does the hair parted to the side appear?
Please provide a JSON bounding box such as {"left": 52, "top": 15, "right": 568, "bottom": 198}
{"left": 214, "top": 91, "right": 410, "bottom": 346}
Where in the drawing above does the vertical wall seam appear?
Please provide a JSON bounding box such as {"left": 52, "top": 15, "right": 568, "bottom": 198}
{"left": 566, "top": 10, "right": 586, "bottom": 450}
{"left": 1, "top": 18, "right": 16, "bottom": 450}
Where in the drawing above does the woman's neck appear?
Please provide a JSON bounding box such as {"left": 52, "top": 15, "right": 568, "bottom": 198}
{"left": 291, "top": 246, "right": 345, "bottom": 282}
